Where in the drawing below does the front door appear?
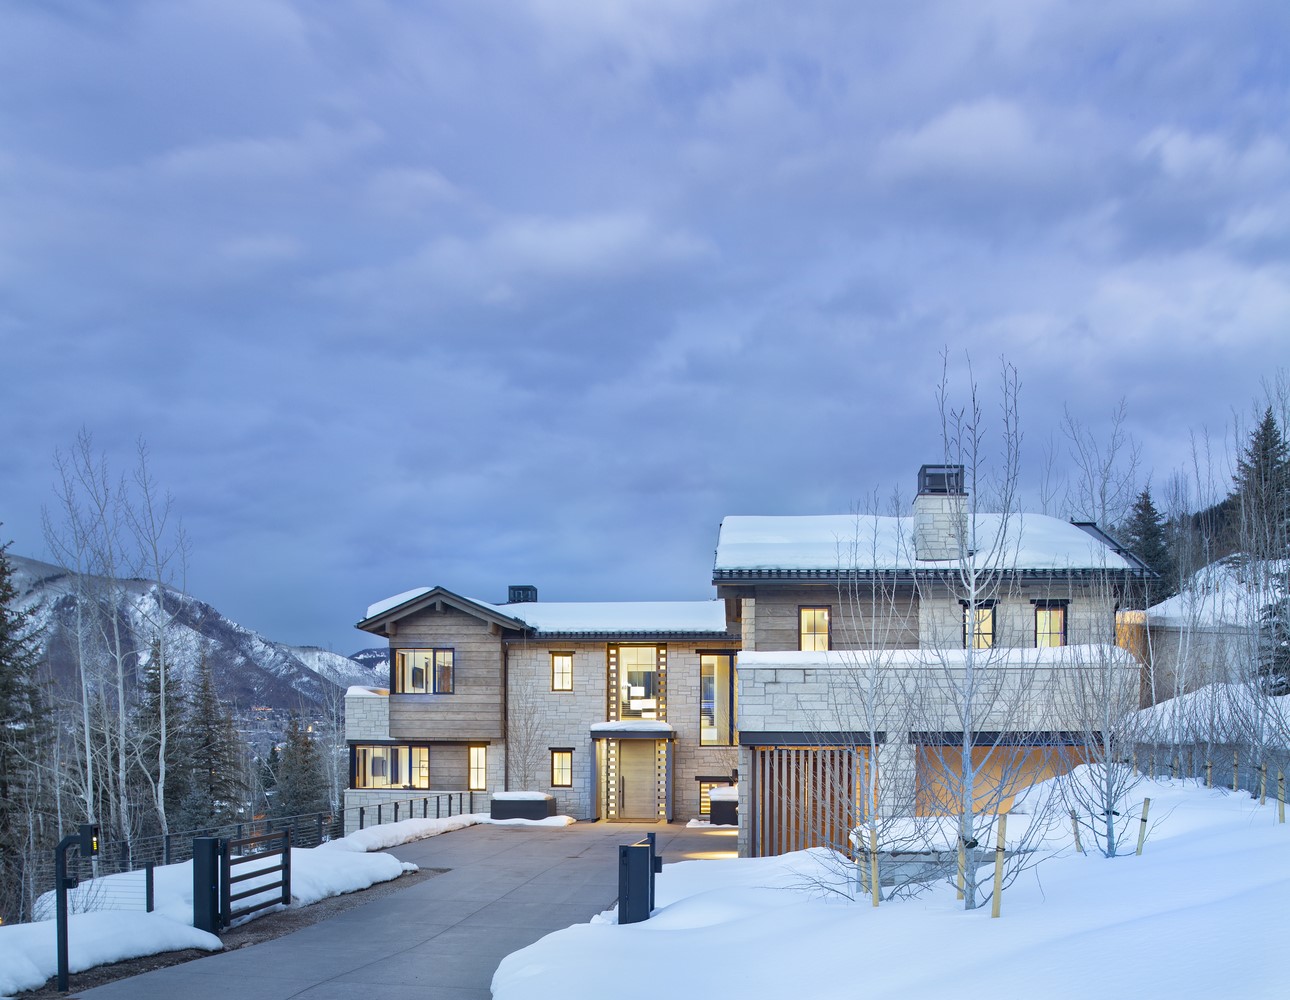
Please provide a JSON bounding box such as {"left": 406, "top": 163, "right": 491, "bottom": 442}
{"left": 618, "top": 740, "right": 658, "bottom": 820}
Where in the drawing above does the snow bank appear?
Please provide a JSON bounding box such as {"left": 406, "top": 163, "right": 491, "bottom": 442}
{"left": 492, "top": 791, "right": 552, "bottom": 801}
{"left": 319, "top": 813, "right": 484, "bottom": 853}
{"left": 495, "top": 776, "right": 1290, "bottom": 1000}
{"left": 484, "top": 815, "right": 577, "bottom": 827}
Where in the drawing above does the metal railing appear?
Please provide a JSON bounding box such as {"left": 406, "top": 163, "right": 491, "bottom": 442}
{"left": 355, "top": 790, "right": 475, "bottom": 830}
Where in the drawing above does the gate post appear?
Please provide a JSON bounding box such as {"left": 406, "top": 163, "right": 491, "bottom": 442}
{"left": 618, "top": 843, "right": 651, "bottom": 924}
{"left": 192, "top": 837, "right": 222, "bottom": 934}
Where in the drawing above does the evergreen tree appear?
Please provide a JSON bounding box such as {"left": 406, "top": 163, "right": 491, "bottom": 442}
{"left": 174, "top": 651, "right": 246, "bottom": 831}
{"left": 1122, "top": 487, "right": 1176, "bottom": 601}
{"left": 0, "top": 535, "right": 46, "bottom": 922}
{"left": 1232, "top": 406, "right": 1290, "bottom": 555}
{"left": 273, "top": 717, "right": 328, "bottom": 819}
{"left": 1257, "top": 597, "right": 1290, "bottom": 696}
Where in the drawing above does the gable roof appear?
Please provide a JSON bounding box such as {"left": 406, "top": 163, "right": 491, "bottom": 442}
{"left": 358, "top": 587, "right": 732, "bottom": 640}
{"left": 713, "top": 512, "right": 1149, "bottom": 580}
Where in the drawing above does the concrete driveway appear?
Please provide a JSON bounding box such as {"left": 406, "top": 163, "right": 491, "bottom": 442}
{"left": 76, "top": 821, "right": 737, "bottom": 1000}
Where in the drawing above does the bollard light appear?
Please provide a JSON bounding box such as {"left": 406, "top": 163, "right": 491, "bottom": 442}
{"left": 79, "top": 823, "right": 100, "bottom": 857}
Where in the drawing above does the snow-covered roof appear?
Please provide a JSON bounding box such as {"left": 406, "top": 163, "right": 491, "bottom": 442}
{"left": 714, "top": 513, "right": 1139, "bottom": 575}
{"left": 589, "top": 720, "right": 676, "bottom": 733}
{"left": 482, "top": 600, "right": 729, "bottom": 635}
{"left": 736, "top": 645, "right": 1138, "bottom": 670}
{"left": 345, "top": 685, "right": 389, "bottom": 698}
{"left": 1146, "top": 558, "right": 1287, "bottom": 629}
{"left": 361, "top": 586, "right": 730, "bottom": 636}
{"left": 365, "top": 587, "right": 432, "bottom": 620}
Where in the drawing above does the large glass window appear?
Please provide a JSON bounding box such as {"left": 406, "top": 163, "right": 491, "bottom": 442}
{"left": 353, "top": 745, "right": 430, "bottom": 789}
{"left": 700, "top": 654, "right": 736, "bottom": 746}
{"left": 468, "top": 745, "right": 487, "bottom": 790}
{"left": 394, "top": 649, "right": 454, "bottom": 693}
{"left": 1035, "top": 603, "right": 1067, "bottom": 647}
{"left": 551, "top": 652, "right": 574, "bottom": 692}
{"left": 619, "top": 646, "right": 660, "bottom": 719}
{"left": 551, "top": 749, "right": 573, "bottom": 787}
{"left": 963, "top": 603, "right": 995, "bottom": 649}
{"left": 799, "top": 607, "right": 830, "bottom": 651}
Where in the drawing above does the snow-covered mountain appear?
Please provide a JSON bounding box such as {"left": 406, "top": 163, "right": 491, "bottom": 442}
{"left": 8, "top": 554, "right": 384, "bottom": 712}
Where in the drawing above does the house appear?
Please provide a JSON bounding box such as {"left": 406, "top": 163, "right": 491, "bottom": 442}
{"left": 345, "top": 465, "right": 1150, "bottom": 855}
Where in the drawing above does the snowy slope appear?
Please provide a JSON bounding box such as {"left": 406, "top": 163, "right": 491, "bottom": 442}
{"left": 7, "top": 554, "right": 383, "bottom": 712}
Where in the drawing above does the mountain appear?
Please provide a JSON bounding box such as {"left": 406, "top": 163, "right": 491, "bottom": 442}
{"left": 347, "top": 647, "right": 390, "bottom": 675}
{"left": 8, "top": 554, "right": 384, "bottom": 713}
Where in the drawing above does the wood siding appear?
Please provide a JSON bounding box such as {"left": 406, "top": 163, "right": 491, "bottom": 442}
{"left": 388, "top": 606, "right": 504, "bottom": 741}
{"left": 746, "top": 584, "right": 920, "bottom": 652}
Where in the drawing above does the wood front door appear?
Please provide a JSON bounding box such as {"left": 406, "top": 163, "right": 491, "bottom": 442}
{"left": 618, "top": 740, "right": 659, "bottom": 820}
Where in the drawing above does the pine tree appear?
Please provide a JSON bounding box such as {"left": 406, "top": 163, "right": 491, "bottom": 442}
{"left": 1233, "top": 407, "right": 1290, "bottom": 555}
{"left": 273, "top": 717, "right": 328, "bottom": 819}
{"left": 1122, "top": 487, "right": 1176, "bottom": 601}
{"left": 1257, "top": 597, "right": 1290, "bottom": 695}
{"left": 0, "top": 535, "right": 46, "bottom": 922}
{"left": 173, "top": 651, "right": 246, "bottom": 831}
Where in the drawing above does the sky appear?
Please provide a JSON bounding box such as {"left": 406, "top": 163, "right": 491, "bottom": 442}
{"left": 2, "top": 0, "right": 1289, "bottom": 655}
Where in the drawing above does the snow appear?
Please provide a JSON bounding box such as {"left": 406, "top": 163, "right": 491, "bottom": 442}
{"left": 590, "top": 720, "right": 677, "bottom": 733}
{"left": 707, "top": 785, "right": 738, "bottom": 802}
{"left": 485, "top": 816, "right": 577, "bottom": 827}
{"left": 1146, "top": 557, "right": 1287, "bottom": 628}
{"left": 737, "top": 644, "right": 1137, "bottom": 670}
{"left": 715, "top": 513, "right": 1136, "bottom": 573}
{"left": 1134, "top": 682, "right": 1290, "bottom": 745}
{"left": 345, "top": 684, "right": 388, "bottom": 698}
{"left": 364, "top": 587, "right": 432, "bottom": 620}
{"left": 483, "top": 600, "right": 728, "bottom": 634}
{"left": 494, "top": 773, "right": 1290, "bottom": 999}
{"left": 0, "top": 816, "right": 477, "bottom": 996}
{"left": 493, "top": 791, "right": 553, "bottom": 800}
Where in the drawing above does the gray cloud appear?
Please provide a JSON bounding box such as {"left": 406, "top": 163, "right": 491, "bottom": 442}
{"left": 3, "top": 0, "right": 1289, "bottom": 652}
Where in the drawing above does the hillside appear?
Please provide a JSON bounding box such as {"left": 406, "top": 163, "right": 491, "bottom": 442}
{"left": 8, "top": 554, "right": 383, "bottom": 712}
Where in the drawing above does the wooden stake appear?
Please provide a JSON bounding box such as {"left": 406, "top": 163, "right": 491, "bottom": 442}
{"left": 1234, "top": 749, "right": 1240, "bottom": 792}
{"left": 991, "top": 815, "right": 1007, "bottom": 919}
{"left": 869, "top": 827, "right": 880, "bottom": 907}
{"left": 1070, "top": 809, "right": 1083, "bottom": 853}
{"left": 1136, "top": 798, "right": 1151, "bottom": 856}
{"left": 1260, "top": 763, "right": 1268, "bottom": 805}
{"left": 1131, "top": 750, "right": 1137, "bottom": 775}
{"left": 1279, "top": 771, "right": 1285, "bottom": 825}
{"left": 1171, "top": 755, "right": 1179, "bottom": 780}
{"left": 1205, "top": 760, "right": 1212, "bottom": 788}
{"left": 956, "top": 839, "right": 965, "bottom": 901}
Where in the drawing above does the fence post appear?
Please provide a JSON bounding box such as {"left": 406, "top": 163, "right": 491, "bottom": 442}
{"left": 1205, "top": 760, "right": 1212, "bottom": 788}
{"left": 394, "top": 801, "right": 400, "bottom": 823}
{"left": 1260, "top": 764, "right": 1268, "bottom": 805}
{"left": 423, "top": 797, "right": 429, "bottom": 819}
{"left": 192, "top": 837, "right": 222, "bottom": 934}
{"left": 358, "top": 806, "right": 365, "bottom": 830}
{"left": 377, "top": 803, "right": 382, "bottom": 826}
{"left": 436, "top": 797, "right": 441, "bottom": 819}
{"left": 145, "top": 862, "right": 155, "bottom": 913}
{"left": 1136, "top": 798, "right": 1151, "bottom": 856}
{"left": 317, "top": 813, "right": 324, "bottom": 844}
{"left": 1070, "top": 810, "right": 1083, "bottom": 854}
{"left": 163, "top": 833, "right": 172, "bottom": 866}
{"left": 1279, "top": 771, "right": 1286, "bottom": 824}
{"left": 281, "top": 830, "right": 292, "bottom": 906}
{"left": 1234, "top": 749, "right": 1240, "bottom": 792}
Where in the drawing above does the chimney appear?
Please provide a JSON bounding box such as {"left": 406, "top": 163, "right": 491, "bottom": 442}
{"left": 913, "top": 464, "right": 967, "bottom": 561}
{"left": 506, "top": 585, "right": 538, "bottom": 604}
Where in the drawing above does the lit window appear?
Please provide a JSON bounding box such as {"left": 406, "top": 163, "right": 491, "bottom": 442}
{"left": 353, "top": 745, "right": 430, "bottom": 789}
{"left": 700, "top": 654, "right": 736, "bottom": 746}
{"left": 394, "top": 649, "right": 454, "bottom": 693}
{"left": 799, "top": 607, "right": 830, "bottom": 651}
{"left": 551, "top": 652, "right": 574, "bottom": 692}
{"left": 618, "top": 646, "right": 660, "bottom": 720}
{"left": 468, "top": 746, "right": 487, "bottom": 791}
{"left": 1035, "top": 603, "right": 1067, "bottom": 647}
{"left": 698, "top": 781, "right": 720, "bottom": 816}
{"left": 551, "top": 749, "right": 573, "bottom": 788}
{"left": 963, "top": 603, "right": 995, "bottom": 649}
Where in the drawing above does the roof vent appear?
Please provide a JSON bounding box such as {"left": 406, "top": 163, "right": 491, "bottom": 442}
{"left": 507, "top": 585, "right": 538, "bottom": 604}
{"left": 918, "top": 464, "right": 965, "bottom": 496}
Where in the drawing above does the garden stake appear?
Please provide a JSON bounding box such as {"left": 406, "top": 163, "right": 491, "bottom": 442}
{"left": 991, "top": 815, "right": 1007, "bottom": 919}
{"left": 1136, "top": 798, "right": 1151, "bottom": 856}
{"left": 956, "top": 839, "right": 965, "bottom": 901}
{"left": 1234, "top": 750, "right": 1240, "bottom": 792}
{"left": 1205, "top": 760, "right": 1212, "bottom": 788}
{"left": 870, "top": 827, "right": 880, "bottom": 907}
{"left": 1260, "top": 763, "right": 1267, "bottom": 805}
{"left": 1070, "top": 809, "right": 1082, "bottom": 853}
{"left": 1279, "top": 771, "right": 1285, "bottom": 824}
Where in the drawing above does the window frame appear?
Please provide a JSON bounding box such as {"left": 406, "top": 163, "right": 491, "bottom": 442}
{"left": 550, "top": 748, "right": 574, "bottom": 788}
{"left": 550, "top": 651, "right": 574, "bottom": 692}
{"left": 961, "top": 601, "right": 996, "bottom": 649}
{"left": 468, "top": 745, "right": 487, "bottom": 791}
{"left": 699, "top": 652, "right": 737, "bottom": 746}
{"left": 392, "top": 648, "right": 455, "bottom": 694}
{"left": 1033, "top": 600, "right": 1068, "bottom": 648}
{"left": 799, "top": 606, "right": 831, "bottom": 651}
{"left": 351, "top": 743, "right": 432, "bottom": 790}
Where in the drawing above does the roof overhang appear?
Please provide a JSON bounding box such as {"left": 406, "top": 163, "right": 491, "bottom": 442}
{"left": 356, "top": 586, "right": 528, "bottom": 636}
